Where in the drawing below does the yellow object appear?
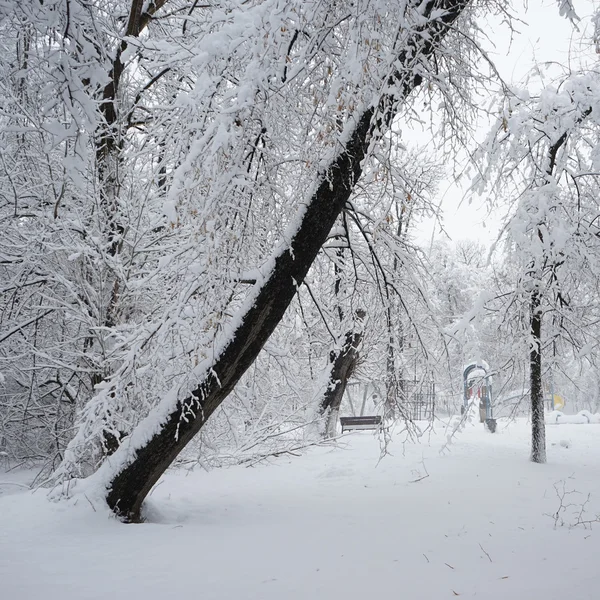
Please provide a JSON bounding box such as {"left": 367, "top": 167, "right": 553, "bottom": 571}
{"left": 553, "top": 395, "right": 565, "bottom": 410}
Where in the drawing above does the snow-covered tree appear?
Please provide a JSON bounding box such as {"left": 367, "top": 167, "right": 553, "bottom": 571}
{"left": 477, "top": 64, "right": 600, "bottom": 462}
{"left": 1, "top": 0, "right": 529, "bottom": 521}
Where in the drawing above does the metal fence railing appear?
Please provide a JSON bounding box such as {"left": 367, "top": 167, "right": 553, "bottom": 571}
{"left": 397, "top": 379, "right": 436, "bottom": 420}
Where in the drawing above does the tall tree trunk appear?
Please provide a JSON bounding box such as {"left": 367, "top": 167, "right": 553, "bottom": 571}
{"left": 530, "top": 289, "right": 546, "bottom": 464}
{"left": 103, "top": 0, "right": 471, "bottom": 521}
{"left": 320, "top": 311, "right": 365, "bottom": 438}
{"left": 385, "top": 307, "right": 399, "bottom": 418}
{"left": 385, "top": 191, "right": 412, "bottom": 417}
{"left": 92, "top": 1, "right": 170, "bottom": 446}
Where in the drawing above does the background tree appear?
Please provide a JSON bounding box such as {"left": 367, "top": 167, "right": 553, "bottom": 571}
{"left": 477, "top": 68, "right": 600, "bottom": 462}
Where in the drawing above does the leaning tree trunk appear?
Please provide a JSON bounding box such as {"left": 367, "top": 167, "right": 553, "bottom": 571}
{"left": 103, "top": 0, "right": 471, "bottom": 521}
{"left": 320, "top": 312, "right": 365, "bottom": 438}
{"left": 530, "top": 289, "right": 546, "bottom": 463}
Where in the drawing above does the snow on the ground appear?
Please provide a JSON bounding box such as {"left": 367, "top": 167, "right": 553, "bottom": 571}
{"left": 1, "top": 418, "right": 600, "bottom": 600}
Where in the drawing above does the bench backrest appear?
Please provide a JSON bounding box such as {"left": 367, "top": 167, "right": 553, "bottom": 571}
{"left": 339, "top": 416, "right": 382, "bottom": 425}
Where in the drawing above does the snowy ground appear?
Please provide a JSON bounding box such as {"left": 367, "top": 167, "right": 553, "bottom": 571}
{"left": 1, "top": 418, "right": 600, "bottom": 599}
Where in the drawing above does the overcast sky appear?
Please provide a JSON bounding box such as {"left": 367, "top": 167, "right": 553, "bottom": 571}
{"left": 415, "top": 0, "right": 599, "bottom": 249}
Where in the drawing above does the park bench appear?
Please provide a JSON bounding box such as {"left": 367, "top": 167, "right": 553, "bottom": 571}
{"left": 339, "top": 416, "right": 382, "bottom": 433}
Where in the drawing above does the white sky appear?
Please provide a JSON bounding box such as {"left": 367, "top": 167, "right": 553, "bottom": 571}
{"left": 414, "top": 0, "right": 599, "bottom": 249}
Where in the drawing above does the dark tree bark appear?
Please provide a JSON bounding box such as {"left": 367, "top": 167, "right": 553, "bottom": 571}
{"left": 320, "top": 311, "right": 365, "bottom": 438}
{"left": 105, "top": 0, "right": 471, "bottom": 521}
{"left": 530, "top": 289, "right": 546, "bottom": 463}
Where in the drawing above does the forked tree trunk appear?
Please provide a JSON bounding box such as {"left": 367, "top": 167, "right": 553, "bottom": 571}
{"left": 320, "top": 312, "right": 365, "bottom": 438}
{"left": 530, "top": 289, "right": 546, "bottom": 463}
{"left": 104, "top": 0, "right": 471, "bottom": 521}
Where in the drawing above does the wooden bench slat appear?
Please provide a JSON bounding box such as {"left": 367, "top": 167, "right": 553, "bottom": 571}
{"left": 339, "top": 416, "right": 382, "bottom": 432}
